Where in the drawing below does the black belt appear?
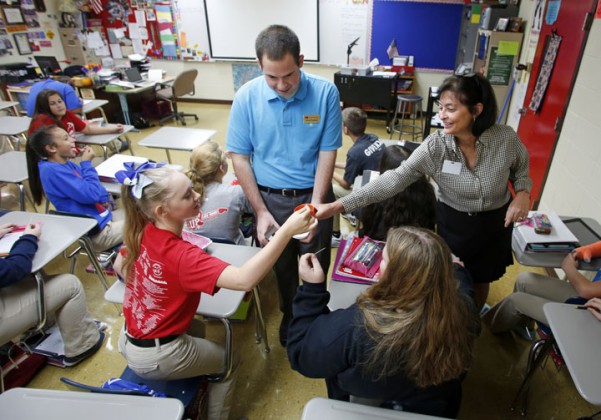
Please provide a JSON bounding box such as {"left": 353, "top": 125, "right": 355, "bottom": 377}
{"left": 258, "top": 185, "right": 313, "bottom": 197}
{"left": 126, "top": 333, "right": 179, "bottom": 348}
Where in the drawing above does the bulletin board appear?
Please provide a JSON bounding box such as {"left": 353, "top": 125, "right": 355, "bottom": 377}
{"left": 370, "top": 0, "right": 463, "bottom": 71}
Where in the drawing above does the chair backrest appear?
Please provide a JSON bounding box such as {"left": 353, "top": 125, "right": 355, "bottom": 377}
{"left": 172, "top": 69, "right": 198, "bottom": 98}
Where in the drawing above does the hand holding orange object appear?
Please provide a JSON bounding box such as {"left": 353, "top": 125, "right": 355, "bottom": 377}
{"left": 293, "top": 204, "right": 317, "bottom": 240}
{"left": 574, "top": 240, "right": 601, "bottom": 263}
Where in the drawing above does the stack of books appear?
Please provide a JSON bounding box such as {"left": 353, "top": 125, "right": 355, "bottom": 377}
{"left": 332, "top": 237, "right": 383, "bottom": 285}
{"left": 514, "top": 211, "right": 579, "bottom": 253}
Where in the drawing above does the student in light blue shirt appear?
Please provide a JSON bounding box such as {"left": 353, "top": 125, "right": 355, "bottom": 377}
{"left": 26, "top": 78, "right": 83, "bottom": 117}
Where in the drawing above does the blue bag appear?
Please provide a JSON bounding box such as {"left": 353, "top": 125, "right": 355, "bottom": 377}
{"left": 101, "top": 378, "right": 167, "bottom": 397}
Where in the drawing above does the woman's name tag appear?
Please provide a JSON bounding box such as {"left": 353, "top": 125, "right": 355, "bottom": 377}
{"left": 442, "top": 160, "right": 461, "bottom": 175}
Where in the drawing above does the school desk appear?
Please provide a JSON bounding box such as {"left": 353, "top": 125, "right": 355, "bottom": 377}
{"left": 544, "top": 302, "right": 601, "bottom": 406}
{"left": 104, "top": 76, "right": 174, "bottom": 126}
{"left": 105, "top": 241, "right": 265, "bottom": 379}
{"left": 302, "top": 397, "right": 444, "bottom": 419}
{"left": 0, "top": 100, "right": 19, "bottom": 115}
{"left": 0, "top": 116, "right": 31, "bottom": 150}
{"left": 0, "top": 211, "right": 99, "bottom": 330}
{"left": 137, "top": 126, "right": 216, "bottom": 163}
{"left": 82, "top": 99, "right": 109, "bottom": 121}
{"left": 511, "top": 216, "right": 601, "bottom": 270}
{"left": 0, "top": 151, "right": 31, "bottom": 211}
{"left": 0, "top": 387, "right": 184, "bottom": 420}
{"left": 73, "top": 124, "right": 135, "bottom": 160}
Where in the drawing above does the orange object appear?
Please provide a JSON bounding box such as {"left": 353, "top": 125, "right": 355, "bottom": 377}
{"left": 574, "top": 240, "right": 601, "bottom": 263}
{"left": 294, "top": 203, "right": 316, "bottom": 217}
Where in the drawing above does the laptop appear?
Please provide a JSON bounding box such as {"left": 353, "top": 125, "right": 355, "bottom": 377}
{"left": 124, "top": 68, "right": 153, "bottom": 87}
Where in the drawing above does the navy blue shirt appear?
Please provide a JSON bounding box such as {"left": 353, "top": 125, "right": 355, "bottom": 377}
{"left": 0, "top": 234, "right": 38, "bottom": 288}
{"left": 343, "top": 134, "right": 385, "bottom": 186}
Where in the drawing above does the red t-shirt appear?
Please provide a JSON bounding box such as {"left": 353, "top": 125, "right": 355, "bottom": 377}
{"left": 123, "top": 223, "right": 230, "bottom": 339}
{"left": 28, "top": 110, "right": 87, "bottom": 136}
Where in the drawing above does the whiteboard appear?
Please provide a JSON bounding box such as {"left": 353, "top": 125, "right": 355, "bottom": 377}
{"left": 204, "top": 0, "right": 320, "bottom": 61}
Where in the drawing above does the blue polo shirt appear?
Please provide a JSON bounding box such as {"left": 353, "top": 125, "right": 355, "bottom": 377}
{"left": 26, "top": 79, "right": 83, "bottom": 117}
{"left": 227, "top": 70, "right": 342, "bottom": 189}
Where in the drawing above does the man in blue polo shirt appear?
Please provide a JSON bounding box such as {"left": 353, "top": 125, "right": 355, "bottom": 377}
{"left": 26, "top": 77, "right": 83, "bottom": 116}
{"left": 227, "top": 24, "right": 342, "bottom": 346}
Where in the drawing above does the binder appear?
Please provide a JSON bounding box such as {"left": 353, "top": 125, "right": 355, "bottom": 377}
{"left": 514, "top": 211, "right": 579, "bottom": 253}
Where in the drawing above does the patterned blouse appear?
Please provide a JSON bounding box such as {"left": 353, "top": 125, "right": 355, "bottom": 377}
{"left": 342, "top": 124, "right": 532, "bottom": 214}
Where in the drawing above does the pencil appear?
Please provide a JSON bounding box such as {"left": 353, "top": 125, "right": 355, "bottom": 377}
{"left": 313, "top": 247, "right": 327, "bottom": 257}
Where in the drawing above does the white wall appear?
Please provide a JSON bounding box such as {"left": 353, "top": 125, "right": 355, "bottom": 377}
{"left": 537, "top": 19, "right": 601, "bottom": 219}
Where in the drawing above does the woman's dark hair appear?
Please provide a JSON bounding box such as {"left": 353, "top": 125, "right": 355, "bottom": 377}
{"left": 360, "top": 146, "right": 437, "bottom": 240}
{"left": 26, "top": 125, "right": 59, "bottom": 205}
{"left": 255, "top": 25, "right": 301, "bottom": 66}
{"left": 31, "top": 89, "right": 64, "bottom": 128}
{"left": 438, "top": 73, "right": 497, "bottom": 137}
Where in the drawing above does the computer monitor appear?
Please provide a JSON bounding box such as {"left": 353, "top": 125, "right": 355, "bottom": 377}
{"left": 34, "top": 56, "right": 63, "bottom": 77}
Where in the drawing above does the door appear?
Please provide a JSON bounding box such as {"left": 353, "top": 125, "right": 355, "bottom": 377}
{"left": 516, "top": 0, "right": 597, "bottom": 207}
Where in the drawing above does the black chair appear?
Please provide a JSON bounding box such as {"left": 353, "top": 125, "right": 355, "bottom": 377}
{"left": 155, "top": 69, "right": 199, "bottom": 126}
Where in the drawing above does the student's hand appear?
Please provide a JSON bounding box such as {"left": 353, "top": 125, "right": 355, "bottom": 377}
{"left": 24, "top": 222, "right": 42, "bottom": 238}
{"left": 299, "top": 253, "right": 325, "bottom": 284}
{"left": 256, "top": 211, "right": 280, "bottom": 247}
{"left": 81, "top": 146, "right": 96, "bottom": 161}
{"left": 113, "top": 124, "right": 124, "bottom": 133}
{"left": 280, "top": 206, "right": 318, "bottom": 239}
{"left": 0, "top": 223, "right": 16, "bottom": 238}
{"left": 313, "top": 201, "right": 344, "bottom": 221}
{"left": 561, "top": 252, "right": 580, "bottom": 273}
{"left": 584, "top": 298, "right": 601, "bottom": 321}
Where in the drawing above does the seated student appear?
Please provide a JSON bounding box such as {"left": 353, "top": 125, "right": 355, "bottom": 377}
{"left": 26, "top": 77, "right": 83, "bottom": 117}
{"left": 0, "top": 222, "right": 104, "bottom": 366}
{"left": 28, "top": 89, "right": 126, "bottom": 152}
{"left": 26, "top": 125, "right": 124, "bottom": 252}
{"left": 113, "top": 165, "right": 316, "bottom": 420}
{"left": 483, "top": 252, "right": 601, "bottom": 333}
{"left": 360, "top": 145, "right": 437, "bottom": 241}
{"left": 332, "top": 107, "right": 385, "bottom": 244}
{"left": 185, "top": 141, "right": 253, "bottom": 245}
{"left": 287, "top": 226, "right": 478, "bottom": 418}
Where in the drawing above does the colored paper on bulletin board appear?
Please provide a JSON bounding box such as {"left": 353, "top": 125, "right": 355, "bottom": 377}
{"left": 546, "top": 0, "right": 561, "bottom": 25}
{"left": 488, "top": 47, "right": 513, "bottom": 86}
{"left": 471, "top": 5, "right": 481, "bottom": 24}
{"left": 497, "top": 41, "right": 519, "bottom": 56}
{"left": 163, "top": 44, "right": 177, "bottom": 57}
{"left": 179, "top": 31, "right": 187, "bottom": 48}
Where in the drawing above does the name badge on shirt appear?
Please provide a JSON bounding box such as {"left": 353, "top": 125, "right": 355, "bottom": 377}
{"left": 442, "top": 160, "right": 462, "bottom": 175}
{"left": 303, "top": 114, "right": 320, "bottom": 125}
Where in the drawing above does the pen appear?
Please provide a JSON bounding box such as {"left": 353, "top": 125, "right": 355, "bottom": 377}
{"left": 576, "top": 305, "right": 601, "bottom": 313}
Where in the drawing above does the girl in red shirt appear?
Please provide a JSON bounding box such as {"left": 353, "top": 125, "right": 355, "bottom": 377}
{"left": 113, "top": 164, "right": 316, "bottom": 420}
{"left": 28, "top": 89, "right": 124, "bottom": 143}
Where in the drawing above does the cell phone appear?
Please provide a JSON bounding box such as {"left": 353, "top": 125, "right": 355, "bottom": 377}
{"left": 265, "top": 225, "right": 278, "bottom": 240}
{"left": 533, "top": 213, "right": 552, "bottom": 234}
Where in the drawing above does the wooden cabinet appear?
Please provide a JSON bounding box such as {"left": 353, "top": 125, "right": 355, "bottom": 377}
{"left": 473, "top": 29, "right": 523, "bottom": 123}
{"left": 59, "top": 27, "right": 108, "bottom": 66}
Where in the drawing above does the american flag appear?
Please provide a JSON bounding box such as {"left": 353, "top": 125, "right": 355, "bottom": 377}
{"left": 90, "top": 0, "right": 103, "bottom": 15}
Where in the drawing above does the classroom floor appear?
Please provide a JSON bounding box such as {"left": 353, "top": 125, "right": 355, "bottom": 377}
{"left": 5, "top": 102, "right": 598, "bottom": 419}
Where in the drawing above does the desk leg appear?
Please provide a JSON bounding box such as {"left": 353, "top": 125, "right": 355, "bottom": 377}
{"left": 117, "top": 93, "right": 131, "bottom": 126}
{"left": 252, "top": 287, "right": 270, "bottom": 353}
{"left": 204, "top": 317, "right": 233, "bottom": 382}
{"left": 34, "top": 272, "right": 47, "bottom": 331}
{"left": 511, "top": 338, "right": 554, "bottom": 416}
{"left": 79, "top": 237, "right": 110, "bottom": 292}
{"left": 165, "top": 149, "right": 172, "bottom": 164}
{"left": 17, "top": 183, "right": 25, "bottom": 211}
{"left": 124, "top": 134, "right": 134, "bottom": 156}
{"left": 102, "top": 145, "right": 108, "bottom": 161}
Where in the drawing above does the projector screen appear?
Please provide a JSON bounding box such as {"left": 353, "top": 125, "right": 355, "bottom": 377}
{"left": 203, "top": 0, "right": 319, "bottom": 61}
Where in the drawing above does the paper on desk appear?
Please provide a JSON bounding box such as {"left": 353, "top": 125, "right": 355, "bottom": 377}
{"left": 0, "top": 232, "right": 24, "bottom": 256}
